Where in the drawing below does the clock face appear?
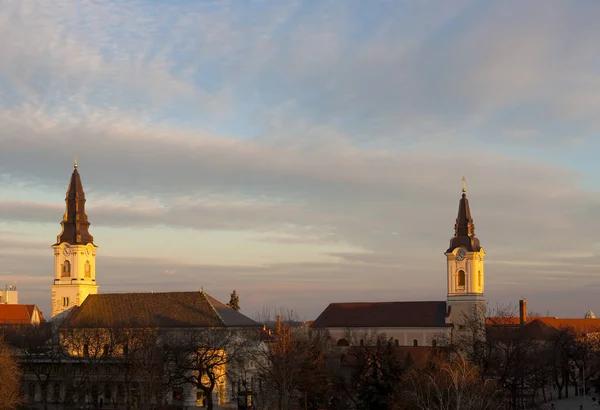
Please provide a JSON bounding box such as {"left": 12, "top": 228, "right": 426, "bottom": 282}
{"left": 456, "top": 248, "right": 467, "bottom": 261}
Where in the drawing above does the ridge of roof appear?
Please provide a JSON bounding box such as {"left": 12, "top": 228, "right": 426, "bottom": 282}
{"left": 202, "top": 291, "right": 225, "bottom": 326}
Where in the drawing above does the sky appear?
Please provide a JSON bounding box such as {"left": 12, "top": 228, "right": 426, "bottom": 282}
{"left": 2, "top": 0, "right": 600, "bottom": 320}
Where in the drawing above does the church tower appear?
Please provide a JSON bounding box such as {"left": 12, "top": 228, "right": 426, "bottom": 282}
{"left": 445, "top": 178, "right": 485, "bottom": 325}
{"left": 51, "top": 161, "right": 98, "bottom": 317}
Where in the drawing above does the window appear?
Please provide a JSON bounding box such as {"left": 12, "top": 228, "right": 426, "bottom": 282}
{"left": 336, "top": 339, "right": 349, "bottom": 347}
{"left": 85, "top": 261, "right": 91, "bottom": 278}
{"left": 28, "top": 382, "right": 36, "bottom": 402}
{"left": 413, "top": 339, "right": 418, "bottom": 347}
{"left": 359, "top": 339, "right": 365, "bottom": 346}
{"left": 83, "top": 344, "right": 89, "bottom": 357}
{"left": 62, "top": 261, "right": 71, "bottom": 277}
{"left": 123, "top": 343, "right": 129, "bottom": 357}
{"left": 478, "top": 270, "right": 482, "bottom": 287}
{"left": 432, "top": 339, "right": 437, "bottom": 347}
{"left": 457, "top": 270, "right": 465, "bottom": 287}
{"left": 63, "top": 297, "right": 69, "bottom": 307}
{"left": 102, "top": 344, "right": 110, "bottom": 356}
{"left": 394, "top": 339, "right": 400, "bottom": 347}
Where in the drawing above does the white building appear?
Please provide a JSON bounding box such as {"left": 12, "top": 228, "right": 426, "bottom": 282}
{"left": 0, "top": 284, "right": 18, "bottom": 304}
{"left": 312, "top": 180, "right": 486, "bottom": 346}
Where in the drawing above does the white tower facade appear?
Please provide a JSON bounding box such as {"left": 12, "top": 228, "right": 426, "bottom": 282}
{"left": 51, "top": 163, "right": 98, "bottom": 317}
{"left": 445, "top": 179, "right": 485, "bottom": 326}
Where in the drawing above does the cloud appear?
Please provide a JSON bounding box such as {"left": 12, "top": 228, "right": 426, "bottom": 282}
{"left": 2, "top": 0, "right": 600, "bottom": 319}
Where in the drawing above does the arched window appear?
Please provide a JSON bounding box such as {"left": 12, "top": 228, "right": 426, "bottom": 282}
{"left": 62, "top": 261, "right": 71, "bottom": 277}
{"left": 63, "top": 297, "right": 69, "bottom": 307}
{"left": 336, "top": 339, "right": 350, "bottom": 347}
{"left": 85, "top": 261, "right": 91, "bottom": 278}
{"left": 394, "top": 339, "right": 400, "bottom": 347}
{"left": 478, "top": 270, "right": 482, "bottom": 287}
{"left": 413, "top": 339, "right": 418, "bottom": 347}
{"left": 359, "top": 339, "right": 365, "bottom": 346}
{"left": 457, "top": 270, "right": 465, "bottom": 287}
{"left": 432, "top": 339, "right": 437, "bottom": 347}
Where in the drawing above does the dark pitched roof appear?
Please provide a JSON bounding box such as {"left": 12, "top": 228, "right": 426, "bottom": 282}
{"left": 60, "top": 291, "right": 261, "bottom": 329}
{"left": 447, "top": 186, "right": 481, "bottom": 253}
{"left": 54, "top": 165, "right": 95, "bottom": 246}
{"left": 312, "top": 301, "right": 450, "bottom": 328}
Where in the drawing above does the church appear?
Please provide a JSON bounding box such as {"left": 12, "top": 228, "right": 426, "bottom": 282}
{"left": 312, "top": 179, "right": 485, "bottom": 346}
{"left": 43, "top": 162, "right": 262, "bottom": 408}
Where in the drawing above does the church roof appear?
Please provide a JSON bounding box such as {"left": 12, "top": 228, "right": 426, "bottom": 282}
{"left": 447, "top": 180, "right": 481, "bottom": 253}
{"left": 311, "top": 301, "right": 450, "bottom": 329}
{"left": 54, "top": 164, "right": 95, "bottom": 246}
{"left": 60, "top": 291, "right": 261, "bottom": 329}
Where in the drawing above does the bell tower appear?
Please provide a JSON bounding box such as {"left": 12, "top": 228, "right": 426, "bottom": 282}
{"left": 445, "top": 178, "right": 485, "bottom": 325}
{"left": 51, "top": 160, "right": 98, "bottom": 317}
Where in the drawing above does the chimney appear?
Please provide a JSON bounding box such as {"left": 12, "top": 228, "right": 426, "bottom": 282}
{"left": 519, "top": 299, "right": 527, "bottom": 325}
{"left": 276, "top": 315, "right": 281, "bottom": 334}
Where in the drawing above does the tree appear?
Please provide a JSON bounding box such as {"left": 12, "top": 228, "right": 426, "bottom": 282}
{"left": 3, "top": 323, "right": 62, "bottom": 410}
{"left": 227, "top": 290, "right": 240, "bottom": 311}
{"left": 330, "top": 330, "right": 404, "bottom": 410}
{"left": 169, "top": 328, "right": 248, "bottom": 410}
{"left": 0, "top": 336, "right": 22, "bottom": 410}
{"left": 252, "top": 311, "right": 331, "bottom": 410}
{"left": 403, "top": 354, "right": 503, "bottom": 410}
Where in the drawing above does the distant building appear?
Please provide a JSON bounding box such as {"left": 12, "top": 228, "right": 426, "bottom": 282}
{"left": 0, "top": 304, "right": 44, "bottom": 325}
{"left": 312, "top": 180, "right": 485, "bottom": 346}
{"left": 0, "top": 284, "right": 18, "bottom": 304}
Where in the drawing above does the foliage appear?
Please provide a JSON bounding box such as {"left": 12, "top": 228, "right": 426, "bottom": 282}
{"left": 227, "top": 290, "right": 241, "bottom": 311}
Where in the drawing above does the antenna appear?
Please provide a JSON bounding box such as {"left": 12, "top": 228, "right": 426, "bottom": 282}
{"left": 462, "top": 176, "right": 466, "bottom": 193}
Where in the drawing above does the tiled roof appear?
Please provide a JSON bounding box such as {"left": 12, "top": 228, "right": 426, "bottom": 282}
{"left": 486, "top": 316, "right": 600, "bottom": 334}
{"left": 0, "top": 304, "right": 41, "bottom": 325}
{"left": 486, "top": 317, "right": 600, "bottom": 341}
{"left": 312, "top": 301, "right": 449, "bottom": 328}
{"left": 535, "top": 317, "right": 600, "bottom": 334}
{"left": 61, "top": 291, "right": 261, "bottom": 329}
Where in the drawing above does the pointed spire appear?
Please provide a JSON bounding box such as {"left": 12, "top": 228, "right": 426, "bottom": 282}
{"left": 447, "top": 177, "right": 480, "bottom": 253}
{"left": 54, "top": 163, "right": 95, "bottom": 245}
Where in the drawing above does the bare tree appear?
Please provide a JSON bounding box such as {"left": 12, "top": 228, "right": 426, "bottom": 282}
{"left": 403, "top": 354, "right": 503, "bottom": 410}
{"left": 168, "top": 328, "right": 248, "bottom": 410}
{"left": 0, "top": 336, "right": 23, "bottom": 410}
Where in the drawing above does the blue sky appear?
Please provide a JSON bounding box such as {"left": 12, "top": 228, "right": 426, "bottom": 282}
{"left": 2, "top": 0, "right": 600, "bottom": 319}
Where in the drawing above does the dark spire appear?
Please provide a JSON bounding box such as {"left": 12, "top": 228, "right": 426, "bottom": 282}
{"left": 54, "top": 161, "right": 95, "bottom": 246}
{"left": 446, "top": 177, "right": 480, "bottom": 253}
